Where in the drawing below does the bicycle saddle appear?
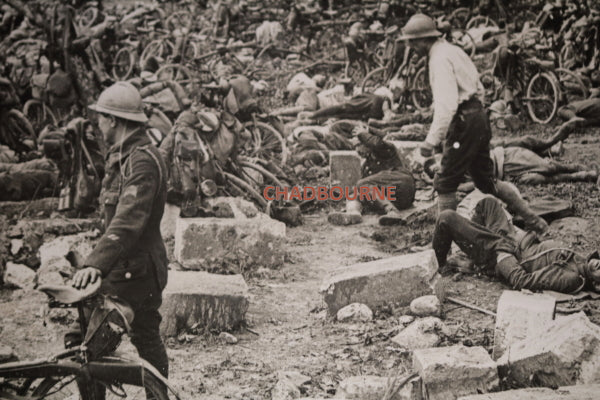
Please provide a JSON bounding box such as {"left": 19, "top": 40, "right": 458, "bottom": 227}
{"left": 38, "top": 279, "right": 101, "bottom": 304}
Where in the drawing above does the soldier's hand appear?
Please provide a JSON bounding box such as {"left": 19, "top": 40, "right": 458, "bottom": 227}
{"left": 72, "top": 267, "right": 101, "bottom": 289}
{"left": 419, "top": 141, "right": 434, "bottom": 158}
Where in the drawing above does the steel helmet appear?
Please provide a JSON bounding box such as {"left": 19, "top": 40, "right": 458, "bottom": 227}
{"left": 489, "top": 100, "right": 507, "bottom": 115}
{"left": 399, "top": 14, "right": 441, "bottom": 41}
{"left": 89, "top": 82, "right": 148, "bottom": 123}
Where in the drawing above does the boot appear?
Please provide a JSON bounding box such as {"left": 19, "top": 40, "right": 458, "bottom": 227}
{"left": 438, "top": 192, "right": 457, "bottom": 214}
{"left": 495, "top": 181, "right": 548, "bottom": 234}
{"left": 328, "top": 200, "right": 362, "bottom": 226}
{"left": 377, "top": 199, "right": 405, "bottom": 226}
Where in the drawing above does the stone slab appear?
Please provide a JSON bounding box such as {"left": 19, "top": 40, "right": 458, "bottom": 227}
{"left": 334, "top": 375, "right": 422, "bottom": 400}
{"left": 391, "top": 317, "right": 447, "bottom": 350}
{"left": 329, "top": 150, "right": 362, "bottom": 188}
{"left": 160, "top": 203, "right": 181, "bottom": 240}
{"left": 159, "top": 271, "right": 249, "bottom": 337}
{"left": 413, "top": 345, "right": 499, "bottom": 400}
{"left": 492, "top": 291, "right": 556, "bottom": 360}
{"left": 4, "top": 262, "right": 36, "bottom": 290}
{"left": 320, "top": 250, "right": 439, "bottom": 315}
{"left": 174, "top": 213, "right": 286, "bottom": 271}
{"left": 458, "top": 384, "right": 600, "bottom": 399}
{"left": 497, "top": 312, "right": 600, "bottom": 388}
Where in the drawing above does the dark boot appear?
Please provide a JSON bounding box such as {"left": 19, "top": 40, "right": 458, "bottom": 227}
{"left": 376, "top": 199, "right": 405, "bottom": 226}
{"left": 495, "top": 181, "right": 548, "bottom": 234}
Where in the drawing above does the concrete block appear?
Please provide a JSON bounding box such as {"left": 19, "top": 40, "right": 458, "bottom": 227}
{"left": 320, "top": 250, "right": 439, "bottom": 315}
{"left": 493, "top": 290, "right": 556, "bottom": 360}
{"left": 174, "top": 213, "right": 286, "bottom": 270}
{"left": 497, "top": 312, "right": 600, "bottom": 388}
{"left": 458, "top": 384, "right": 600, "bottom": 399}
{"left": 329, "top": 150, "right": 362, "bottom": 188}
{"left": 335, "top": 375, "right": 422, "bottom": 400}
{"left": 4, "top": 262, "right": 36, "bottom": 290}
{"left": 159, "top": 270, "right": 249, "bottom": 337}
{"left": 413, "top": 345, "right": 499, "bottom": 400}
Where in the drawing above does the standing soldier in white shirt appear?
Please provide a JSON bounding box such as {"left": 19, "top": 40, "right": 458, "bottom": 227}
{"left": 399, "top": 14, "right": 548, "bottom": 234}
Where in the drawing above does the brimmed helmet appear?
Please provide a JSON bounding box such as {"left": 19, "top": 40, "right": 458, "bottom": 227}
{"left": 398, "top": 14, "right": 441, "bottom": 41}
{"left": 89, "top": 82, "right": 147, "bottom": 123}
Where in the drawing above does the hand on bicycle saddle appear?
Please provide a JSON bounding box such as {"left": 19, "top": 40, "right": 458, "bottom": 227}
{"left": 72, "top": 266, "right": 102, "bottom": 289}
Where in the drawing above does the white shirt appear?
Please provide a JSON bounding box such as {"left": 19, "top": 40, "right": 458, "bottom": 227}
{"left": 426, "top": 38, "right": 484, "bottom": 147}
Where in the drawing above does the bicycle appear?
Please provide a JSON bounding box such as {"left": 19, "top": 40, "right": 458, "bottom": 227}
{"left": 0, "top": 279, "right": 180, "bottom": 400}
{"left": 361, "top": 45, "right": 432, "bottom": 112}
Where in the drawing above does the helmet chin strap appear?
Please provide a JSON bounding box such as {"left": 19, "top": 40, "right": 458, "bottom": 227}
{"left": 117, "top": 122, "right": 135, "bottom": 177}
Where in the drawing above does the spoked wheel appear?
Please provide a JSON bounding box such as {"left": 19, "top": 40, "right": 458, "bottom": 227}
{"left": 449, "top": 7, "right": 470, "bottom": 29}
{"left": 31, "top": 370, "right": 169, "bottom": 400}
{"left": 112, "top": 47, "right": 137, "bottom": 81}
{"left": 78, "top": 7, "right": 100, "bottom": 31}
{"left": 411, "top": 66, "right": 432, "bottom": 112}
{"left": 555, "top": 68, "right": 589, "bottom": 103}
{"left": 139, "top": 39, "right": 174, "bottom": 69}
{"left": 242, "top": 121, "right": 288, "bottom": 166}
{"left": 525, "top": 72, "right": 559, "bottom": 124}
{"left": 559, "top": 43, "right": 576, "bottom": 69}
{"left": 155, "top": 63, "right": 193, "bottom": 84}
{"left": 223, "top": 171, "right": 268, "bottom": 211}
{"left": 23, "top": 99, "right": 57, "bottom": 134}
{"left": 466, "top": 15, "right": 498, "bottom": 30}
{"left": 360, "top": 66, "right": 387, "bottom": 93}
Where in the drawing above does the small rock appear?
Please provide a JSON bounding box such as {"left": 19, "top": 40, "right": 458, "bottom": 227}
{"left": 272, "top": 370, "right": 310, "bottom": 400}
{"left": 4, "top": 262, "right": 36, "bottom": 290}
{"left": 391, "top": 317, "right": 448, "bottom": 350}
{"left": 337, "top": 303, "right": 373, "bottom": 322}
{"left": 10, "top": 239, "right": 23, "bottom": 255}
{"left": 410, "top": 295, "right": 441, "bottom": 317}
{"left": 218, "top": 332, "right": 238, "bottom": 344}
{"left": 0, "top": 344, "right": 17, "bottom": 363}
{"left": 398, "top": 315, "right": 415, "bottom": 325}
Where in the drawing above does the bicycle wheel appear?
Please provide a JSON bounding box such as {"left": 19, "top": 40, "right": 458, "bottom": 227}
{"left": 112, "top": 47, "right": 137, "bottom": 81}
{"left": 140, "top": 40, "right": 173, "bottom": 69}
{"left": 360, "top": 66, "right": 387, "bottom": 93}
{"left": 242, "top": 121, "right": 288, "bottom": 166}
{"left": 165, "top": 11, "right": 193, "bottom": 31}
{"left": 555, "top": 68, "right": 589, "bottom": 103}
{"left": 449, "top": 7, "right": 470, "bottom": 29}
{"left": 466, "top": 15, "right": 498, "bottom": 30}
{"left": 450, "top": 30, "right": 476, "bottom": 57}
{"left": 526, "top": 72, "right": 559, "bottom": 124}
{"left": 78, "top": 7, "right": 99, "bottom": 31}
{"left": 411, "top": 66, "right": 432, "bottom": 112}
{"left": 559, "top": 43, "right": 576, "bottom": 69}
{"left": 23, "top": 99, "right": 57, "bottom": 134}
{"left": 32, "top": 369, "right": 169, "bottom": 400}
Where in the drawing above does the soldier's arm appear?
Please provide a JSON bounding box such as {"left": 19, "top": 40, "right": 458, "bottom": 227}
{"left": 83, "top": 152, "right": 159, "bottom": 276}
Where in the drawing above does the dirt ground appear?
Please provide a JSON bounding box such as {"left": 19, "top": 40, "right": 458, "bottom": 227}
{"left": 2, "top": 126, "right": 600, "bottom": 399}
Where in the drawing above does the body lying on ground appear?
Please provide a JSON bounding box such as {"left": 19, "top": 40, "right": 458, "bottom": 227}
{"left": 433, "top": 194, "right": 600, "bottom": 294}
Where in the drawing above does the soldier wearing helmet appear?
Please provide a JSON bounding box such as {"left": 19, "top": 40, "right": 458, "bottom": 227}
{"left": 71, "top": 82, "right": 169, "bottom": 382}
{"left": 399, "top": 13, "right": 548, "bottom": 236}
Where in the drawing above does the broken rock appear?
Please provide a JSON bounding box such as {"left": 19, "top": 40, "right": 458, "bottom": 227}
{"left": 497, "top": 312, "right": 600, "bottom": 388}
{"left": 174, "top": 212, "right": 286, "bottom": 271}
{"left": 334, "top": 375, "right": 421, "bottom": 400}
{"left": 218, "top": 332, "right": 238, "bottom": 344}
{"left": 159, "top": 271, "right": 249, "bottom": 337}
{"left": 4, "top": 262, "right": 36, "bottom": 290}
{"left": 0, "top": 344, "right": 17, "bottom": 363}
{"left": 320, "top": 250, "right": 439, "bottom": 315}
{"left": 337, "top": 303, "right": 373, "bottom": 322}
{"left": 37, "top": 233, "right": 93, "bottom": 285}
{"left": 271, "top": 371, "right": 311, "bottom": 400}
{"left": 493, "top": 290, "right": 556, "bottom": 360}
{"left": 410, "top": 295, "right": 441, "bottom": 317}
{"left": 391, "top": 317, "right": 447, "bottom": 350}
{"left": 458, "top": 384, "right": 600, "bottom": 399}
{"left": 414, "top": 345, "right": 498, "bottom": 400}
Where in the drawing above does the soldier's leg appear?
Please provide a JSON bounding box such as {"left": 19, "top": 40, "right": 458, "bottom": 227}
{"left": 130, "top": 293, "right": 169, "bottom": 378}
{"left": 495, "top": 253, "right": 585, "bottom": 293}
